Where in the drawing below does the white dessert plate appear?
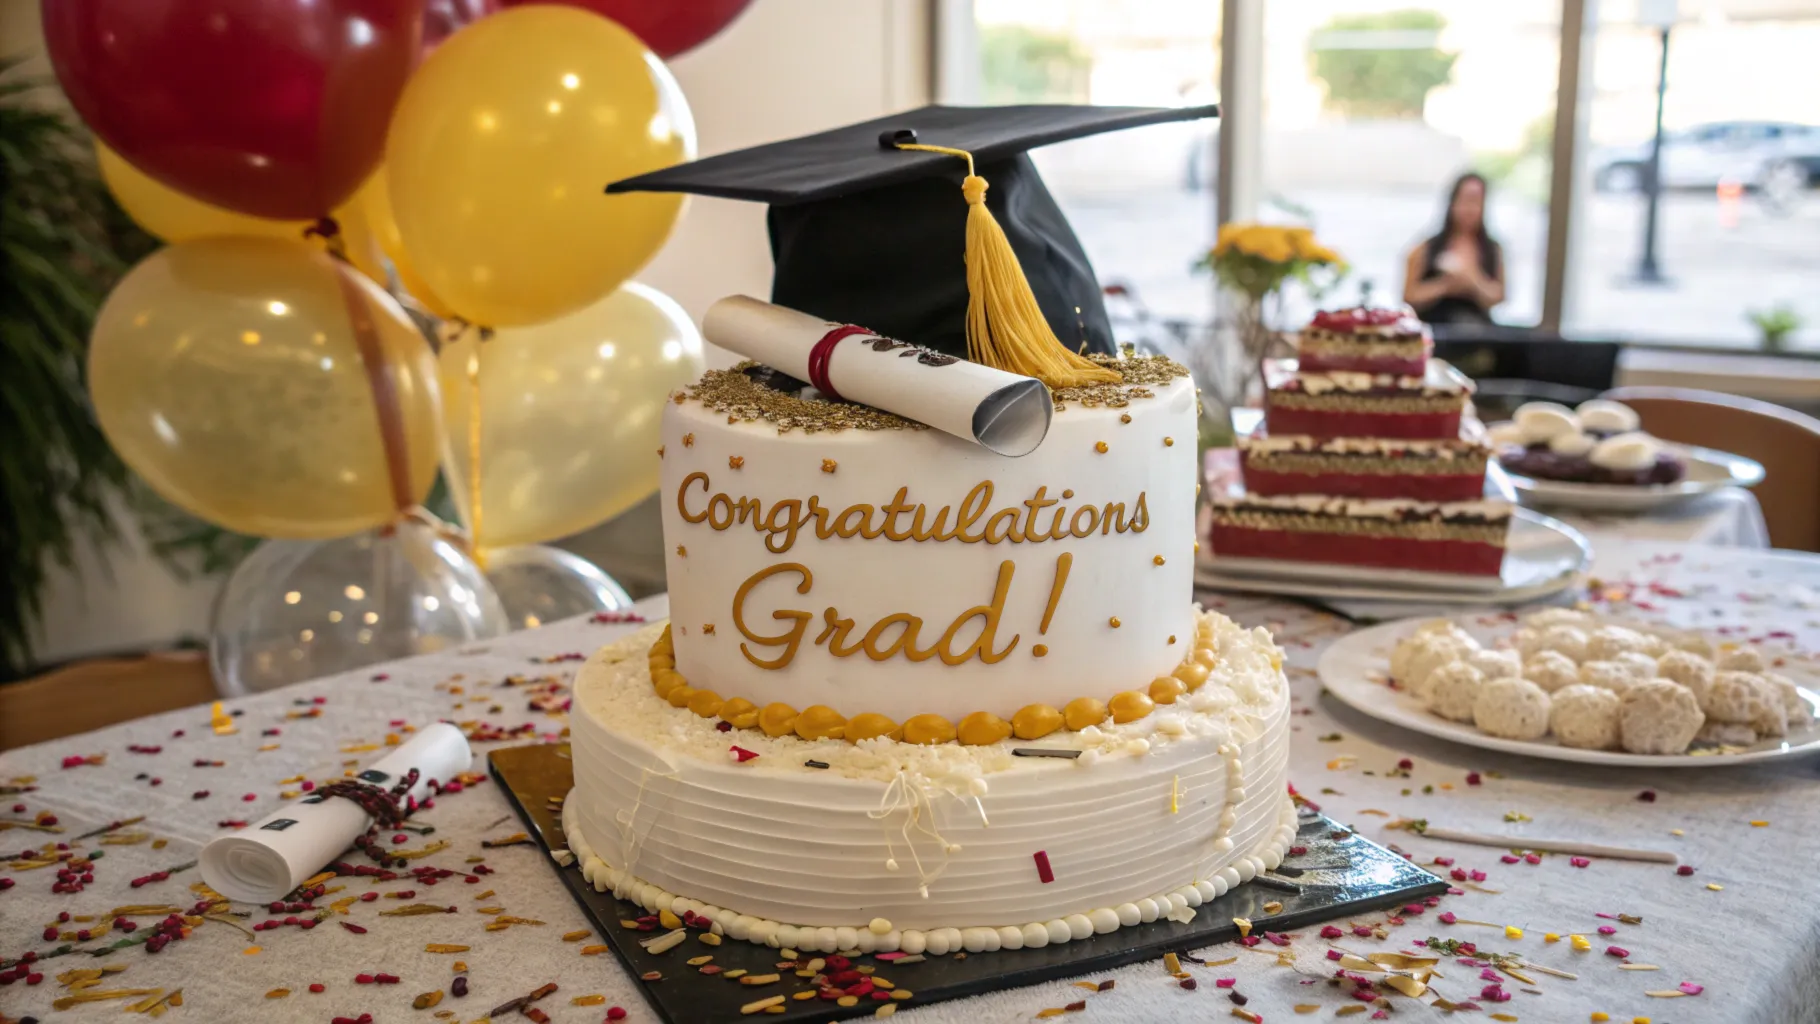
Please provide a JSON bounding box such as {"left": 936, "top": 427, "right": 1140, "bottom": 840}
{"left": 1318, "top": 616, "right": 1820, "bottom": 766}
{"left": 1496, "top": 439, "right": 1765, "bottom": 514}
{"left": 1195, "top": 507, "right": 1591, "bottom": 604}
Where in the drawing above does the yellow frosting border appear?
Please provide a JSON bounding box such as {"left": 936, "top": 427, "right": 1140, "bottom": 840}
{"left": 643, "top": 619, "right": 1222, "bottom": 745}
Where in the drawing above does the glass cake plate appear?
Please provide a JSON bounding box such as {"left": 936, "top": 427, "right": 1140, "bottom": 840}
{"left": 1499, "top": 442, "right": 1766, "bottom": 514}
{"left": 1318, "top": 616, "right": 1820, "bottom": 767}
{"left": 490, "top": 744, "right": 1447, "bottom": 1024}
{"left": 1196, "top": 507, "right": 1591, "bottom": 604}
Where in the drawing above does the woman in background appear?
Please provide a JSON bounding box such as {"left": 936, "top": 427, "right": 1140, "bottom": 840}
{"left": 1403, "top": 172, "right": 1505, "bottom": 325}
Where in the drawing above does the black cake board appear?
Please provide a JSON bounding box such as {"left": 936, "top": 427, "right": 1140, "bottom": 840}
{"left": 490, "top": 744, "right": 1446, "bottom": 1024}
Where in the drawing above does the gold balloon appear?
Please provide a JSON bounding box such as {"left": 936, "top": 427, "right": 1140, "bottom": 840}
{"left": 386, "top": 4, "right": 696, "bottom": 327}
{"left": 359, "top": 169, "right": 457, "bottom": 319}
{"left": 335, "top": 175, "right": 391, "bottom": 287}
{"left": 440, "top": 282, "right": 703, "bottom": 548}
{"left": 97, "top": 142, "right": 311, "bottom": 244}
{"left": 89, "top": 237, "right": 444, "bottom": 539}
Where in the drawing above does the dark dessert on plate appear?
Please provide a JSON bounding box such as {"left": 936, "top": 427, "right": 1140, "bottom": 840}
{"left": 1492, "top": 401, "right": 1686, "bottom": 486}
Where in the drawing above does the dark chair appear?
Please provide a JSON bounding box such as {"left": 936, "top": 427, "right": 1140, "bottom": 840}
{"left": 1603, "top": 386, "right": 1820, "bottom": 552}
{"left": 1432, "top": 327, "right": 1623, "bottom": 422}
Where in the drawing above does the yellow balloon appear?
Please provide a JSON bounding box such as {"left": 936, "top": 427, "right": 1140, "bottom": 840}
{"left": 360, "top": 170, "right": 458, "bottom": 320}
{"left": 89, "top": 238, "right": 444, "bottom": 539}
{"left": 98, "top": 142, "right": 311, "bottom": 244}
{"left": 335, "top": 176, "right": 391, "bottom": 287}
{"left": 386, "top": 5, "right": 696, "bottom": 327}
{"left": 440, "top": 282, "right": 704, "bottom": 547}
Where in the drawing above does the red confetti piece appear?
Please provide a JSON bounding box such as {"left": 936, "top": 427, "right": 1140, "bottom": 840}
{"left": 1215, "top": 978, "right": 1236, "bottom": 988}
{"left": 342, "top": 922, "right": 367, "bottom": 934}
{"left": 1638, "top": 790, "right": 1657, "bottom": 802}
{"left": 1397, "top": 758, "right": 1413, "bottom": 770}
{"left": 1679, "top": 982, "right": 1704, "bottom": 995}
{"left": 728, "top": 745, "right": 759, "bottom": 763}
{"left": 1320, "top": 925, "right": 1344, "bottom": 939}
{"left": 1676, "top": 864, "right": 1696, "bottom": 876}
{"left": 1465, "top": 771, "right": 1482, "bottom": 786}
{"left": 1605, "top": 946, "right": 1630, "bottom": 958}
{"left": 1033, "top": 850, "right": 1054, "bottom": 884}
{"left": 1439, "top": 912, "right": 1457, "bottom": 924}
{"left": 1572, "top": 855, "right": 1593, "bottom": 867}
{"left": 1326, "top": 949, "right": 1344, "bottom": 961}
{"left": 1469, "top": 870, "right": 1487, "bottom": 882}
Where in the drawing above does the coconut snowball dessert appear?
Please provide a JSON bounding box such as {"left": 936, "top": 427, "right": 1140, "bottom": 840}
{"left": 1706, "top": 672, "right": 1787, "bottom": 737}
{"left": 1548, "top": 685, "right": 1622, "bottom": 750}
{"left": 1655, "top": 649, "right": 1715, "bottom": 704}
{"left": 1539, "top": 625, "right": 1591, "bottom": 663}
{"left": 1579, "top": 661, "right": 1641, "bottom": 695}
{"left": 1523, "top": 651, "right": 1583, "bottom": 694}
{"left": 1425, "top": 662, "right": 1486, "bottom": 723}
{"left": 1716, "top": 646, "right": 1767, "bottom": 673}
{"left": 1472, "top": 677, "right": 1552, "bottom": 740}
{"left": 1613, "top": 651, "right": 1661, "bottom": 681}
{"left": 1495, "top": 400, "right": 1686, "bottom": 486}
{"left": 1466, "top": 648, "right": 1522, "bottom": 683}
{"left": 1400, "top": 631, "right": 1480, "bottom": 703}
{"left": 1586, "top": 624, "right": 1655, "bottom": 662}
{"left": 1619, "top": 681, "right": 1705, "bottom": 755}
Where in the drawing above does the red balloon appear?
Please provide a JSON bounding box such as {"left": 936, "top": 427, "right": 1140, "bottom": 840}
{"left": 423, "top": 0, "right": 499, "bottom": 53}
{"left": 43, "top": 0, "right": 424, "bottom": 221}
{"left": 498, "top": 0, "right": 751, "bottom": 58}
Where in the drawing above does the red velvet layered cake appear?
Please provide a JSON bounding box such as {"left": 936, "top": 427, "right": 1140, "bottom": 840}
{"left": 1238, "top": 430, "right": 1491, "bottom": 502}
{"left": 1209, "top": 495, "right": 1511, "bottom": 576}
{"left": 1261, "top": 358, "right": 1471, "bottom": 441}
{"left": 1210, "top": 306, "right": 1510, "bottom": 577}
{"left": 1296, "top": 307, "right": 1432, "bottom": 377}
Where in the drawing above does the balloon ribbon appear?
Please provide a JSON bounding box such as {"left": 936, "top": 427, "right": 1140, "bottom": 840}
{"left": 465, "top": 335, "right": 486, "bottom": 569}
{"left": 332, "top": 265, "right": 416, "bottom": 522}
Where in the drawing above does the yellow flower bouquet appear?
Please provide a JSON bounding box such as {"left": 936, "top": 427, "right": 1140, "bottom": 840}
{"left": 1197, "top": 223, "right": 1345, "bottom": 300}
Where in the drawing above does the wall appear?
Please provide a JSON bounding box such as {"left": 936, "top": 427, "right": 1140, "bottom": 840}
{"left": 21, "top": 0, "right": 933, "bottom": 668}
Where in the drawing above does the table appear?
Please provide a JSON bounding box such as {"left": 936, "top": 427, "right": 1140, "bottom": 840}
{"left": 1547, "top": 487, "right": 1770, "bottom": 550}
{"left": 4, "top": 539, "right": 1817, "bottom": 1023}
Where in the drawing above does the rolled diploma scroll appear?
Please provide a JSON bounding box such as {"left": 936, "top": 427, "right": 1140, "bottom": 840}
{"left": 702, "top": 295, "right": 1054, "bottom": 457}
{"left": 200, "top": 722, "right": 472, "bottom": 903}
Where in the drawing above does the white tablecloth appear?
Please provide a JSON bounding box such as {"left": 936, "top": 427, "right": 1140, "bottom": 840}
{"left": 1549, "top": 486, "right": 1771, "bottom": 550}
{"left": 4, "top": 540, "right": 1817, "bottom": 1023}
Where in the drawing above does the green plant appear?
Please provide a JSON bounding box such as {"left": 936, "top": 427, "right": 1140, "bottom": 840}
{"left": 1748, "top": 304, "right": 1803, "bottom": 352}
{"left": 979, "top": 24, "right": 1091, "bottom": 105}
{"left": 1307, "top": 9, "right": 1458, "bottom": 120}
{"left": 0, "top": 65, "right": 140, "bottom": 676}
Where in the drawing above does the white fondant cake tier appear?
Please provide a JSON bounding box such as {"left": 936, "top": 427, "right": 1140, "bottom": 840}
{"left": 658, "top": 364, "right": 1198, "bottom": 724}
{"left": 566, "top": 613, "right": 1293, "bottom": 937}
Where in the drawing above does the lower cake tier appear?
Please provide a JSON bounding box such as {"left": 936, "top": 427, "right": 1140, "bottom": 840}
{"left": 1263, "top": 405, "right": 1463, "bottom": 442}
{"left": 565, "top": 613, "right": 1294, "bottom": 942}
{"left": 1209, "top": 496, "right": 1511, "bottom": 576}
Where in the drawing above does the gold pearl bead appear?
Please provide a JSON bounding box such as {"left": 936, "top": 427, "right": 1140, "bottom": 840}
{"left": 1148, "top": 676, "right": 1188, "bottom": 705}
{"left": 901, "top": 714, "right": 957, "bottom": 745}
{"left": 719, "top": 697, "right": 759, "bottom": 730}
{"left": 956, "top": 711, "right": 1012, "bottom": 746}
{"left": 686, "top": 690, "right": 725, "bottom": 719}
{"left": 651, "top": 669, "right": 684, "bottom": 699}
{"left": 758, "top": 702, "right": 799, "bottom": 738}
{"left": 1173, "top": 661, "right": 1211, "bottom": 691}
{"left": 793, "top": 705, "right": 847, "bottom": 741}
{"left": 844, "top": 713, "right": 899, "bottom": 742}
{"left": 1062, "top": 697, "right": 1108, "bottom": 731}
{"left": 666, "top": 685, "right": 696, "bottom": 709}
{"left": 1108, "top": 690, "right": 1155, "bottom": 724}
{"left": 1011, "top": 704, "right": 1064, "bottom": 740}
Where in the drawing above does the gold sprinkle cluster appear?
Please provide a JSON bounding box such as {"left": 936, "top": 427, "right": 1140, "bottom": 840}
{"left": 682, "top": 364, "right": 926, "bottom": 434}
{"left": 1050, "top": 353, "right": 1189, "bottom": 411}
{"left": 644, "top": 620, "right": 1219, "bottom": 746}
{"left": 821, "top": 459, "right": 838, "bottom": 474}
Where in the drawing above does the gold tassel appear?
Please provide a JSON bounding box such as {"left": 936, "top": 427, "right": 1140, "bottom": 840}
{"left": 894, "top": 143, "right": 1120, "bottom": 390}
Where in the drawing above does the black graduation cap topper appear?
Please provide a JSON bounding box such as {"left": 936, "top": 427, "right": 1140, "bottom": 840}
{"left": 608, "top": 103, "right": 1219, "bottom": 386}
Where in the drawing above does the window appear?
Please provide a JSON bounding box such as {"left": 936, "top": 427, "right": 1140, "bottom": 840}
{"left": 1565, "top": 8, "right": 1820, "bottom": 351}
{"left": 1260, "top": 1, "right": 1561, "bottom": 327}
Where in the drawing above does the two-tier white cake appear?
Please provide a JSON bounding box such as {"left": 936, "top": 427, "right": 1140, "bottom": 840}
{"left": 563, "top": 349, "right": 1294, "bottom": 956}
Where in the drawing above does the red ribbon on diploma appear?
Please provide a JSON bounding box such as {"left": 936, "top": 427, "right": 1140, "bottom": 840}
{"left": 806, "top": 324, "right": 875, "bottom": 401}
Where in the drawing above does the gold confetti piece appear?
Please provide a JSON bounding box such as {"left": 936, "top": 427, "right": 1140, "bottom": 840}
{"left": 1490, "top": 1015, "right": 1519, "bottom": 1022}
{"left": 723, "top": 970, "right": 748, "bottom": 980}
{"left": 266, "top": 989, "right": 291, "bottom": 1000}
{"left": 1670, "top": 829, "right": 1684, "bottom": 836}
{"left": 1356, "top": 809, "right": 1390, "bottom": 817}
{"left": 1162, "top": 953, "right": 1181, "bottom": 974}
{"left": 792, "top": 991, "right": 817, "bottom": 1002}
{"left": 563, "top": 930, "right": 591, "bottom": 942}
{"left": 659, "top": 909, "right": 683, "bottom": 929}
{"left": 1335, "top": 1008, "right": 1368, "bottom": 1018}
{"left": 1499, "top": 966, "right": 1536, "bottom": 984}
{"left": 1232, "top": 917, "right": 1252, "bottom": 937}
{"left": 475, "top": 889, "right": 496, "bottom": 900}
{"left": 1505, "top": 926, "right": 1525, "bottom": 940}
{"left": 393, "top": 839, "right": 452, "bottom": 860}
{"left": 381, "top": 904, "right": 458, "bottom": 917}
{"left": 1295, "top": 1007, "right": 1321, "bottom": 1015}
{"left": 1262, "top": 901, "right": 1283, "bottom": 914}
{"left": 1383, "top": 975, "right": 1428, "bottom": 998}
{"left": 876, "top": 1005, "right": 898, "bottom": 1018}
{"left": 477, "top": 906, "right": 504, "bottom": 915}
{"left": 52, "top": 988, "right": 163, "bottom": 1010}
{"left": 340, "top": 744, "right": 381, "bottom": 754}
{"left": 572, "top": 995, "right": 606, "bottom": 1006}
{"left": 1366, "top": 953, "right": 1439, "bottom": 969}
{"left": 688, "top": 956, "right": 715, "bottom": 967}
{"left": 1072, "top": 982, "right": 1099, "bottom": 992}
{"left": 1036, "top": 1011, "right": 1067, "bottom": 1020}
{"left": 1750, "top": 820, "right": 1769, "bottom": 827}
{"left": 243, "top": 946, "right": 261, "bottom": 955}
{"left": 738, "top": 974, "right": 782, "bottom": 986}
{"left": 1618, "top": 964, "right": 1661, "bottom": 971}
{"left": 1706, "top": 883, "right": 1725, "bottom": 891}
{"left": 1643, "top": 991, "right": 1687, "bottom": 998}
{"left": 425, "top": 944, "right": 470, "bottom": 954}
{"left": 413, "top": 990, "right": 444, "bottom": 1009}
{"left": 482, "top": 833, "right": 532, "bottom": 848}
{"left": 838, "top": 996, "right": 860, "bottom": 1007}
{"left": 699, "top": 932, "right": 722, "bottom": 946}
{"left": 1233, "top": 1010, "right": 1263, "bottom": 1023}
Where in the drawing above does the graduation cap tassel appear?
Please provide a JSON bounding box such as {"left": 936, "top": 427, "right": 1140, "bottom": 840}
{"left": 894, "top": 142, "right": 1121, "bottom": 390}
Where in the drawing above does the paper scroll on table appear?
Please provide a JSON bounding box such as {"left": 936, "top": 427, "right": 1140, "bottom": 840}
{"left": 200, "top": 723, "right": 473, "bottom": 903}
{"left": 702, "top": 295, "right": 1054, "bottom": 457}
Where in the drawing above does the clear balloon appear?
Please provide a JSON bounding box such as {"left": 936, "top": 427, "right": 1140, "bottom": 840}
{"left": 385, "top": 4, "right": 696, "bottom": 327}
{"left": 89, "top": 237, "right": 443, "bottom": 539}
{"left": 482, "top": 545, "right": 632, "bottom": 630}
{"left": 211, "top": 515, "right": 509, "bottom": 696}
{"left": 440, "top": 282, "right": 704, "bottom": 548}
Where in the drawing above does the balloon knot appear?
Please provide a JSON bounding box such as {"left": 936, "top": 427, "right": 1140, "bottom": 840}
{"left": 961, "top": 176, "right": 988, "bottom": 206}
{"left": 304, "top": 215, "right": 342, "bottom": 241}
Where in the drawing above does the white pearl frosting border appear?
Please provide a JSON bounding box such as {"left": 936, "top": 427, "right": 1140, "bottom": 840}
{"left": 562, "top": 793, "right": 1299, "bottom": 956}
